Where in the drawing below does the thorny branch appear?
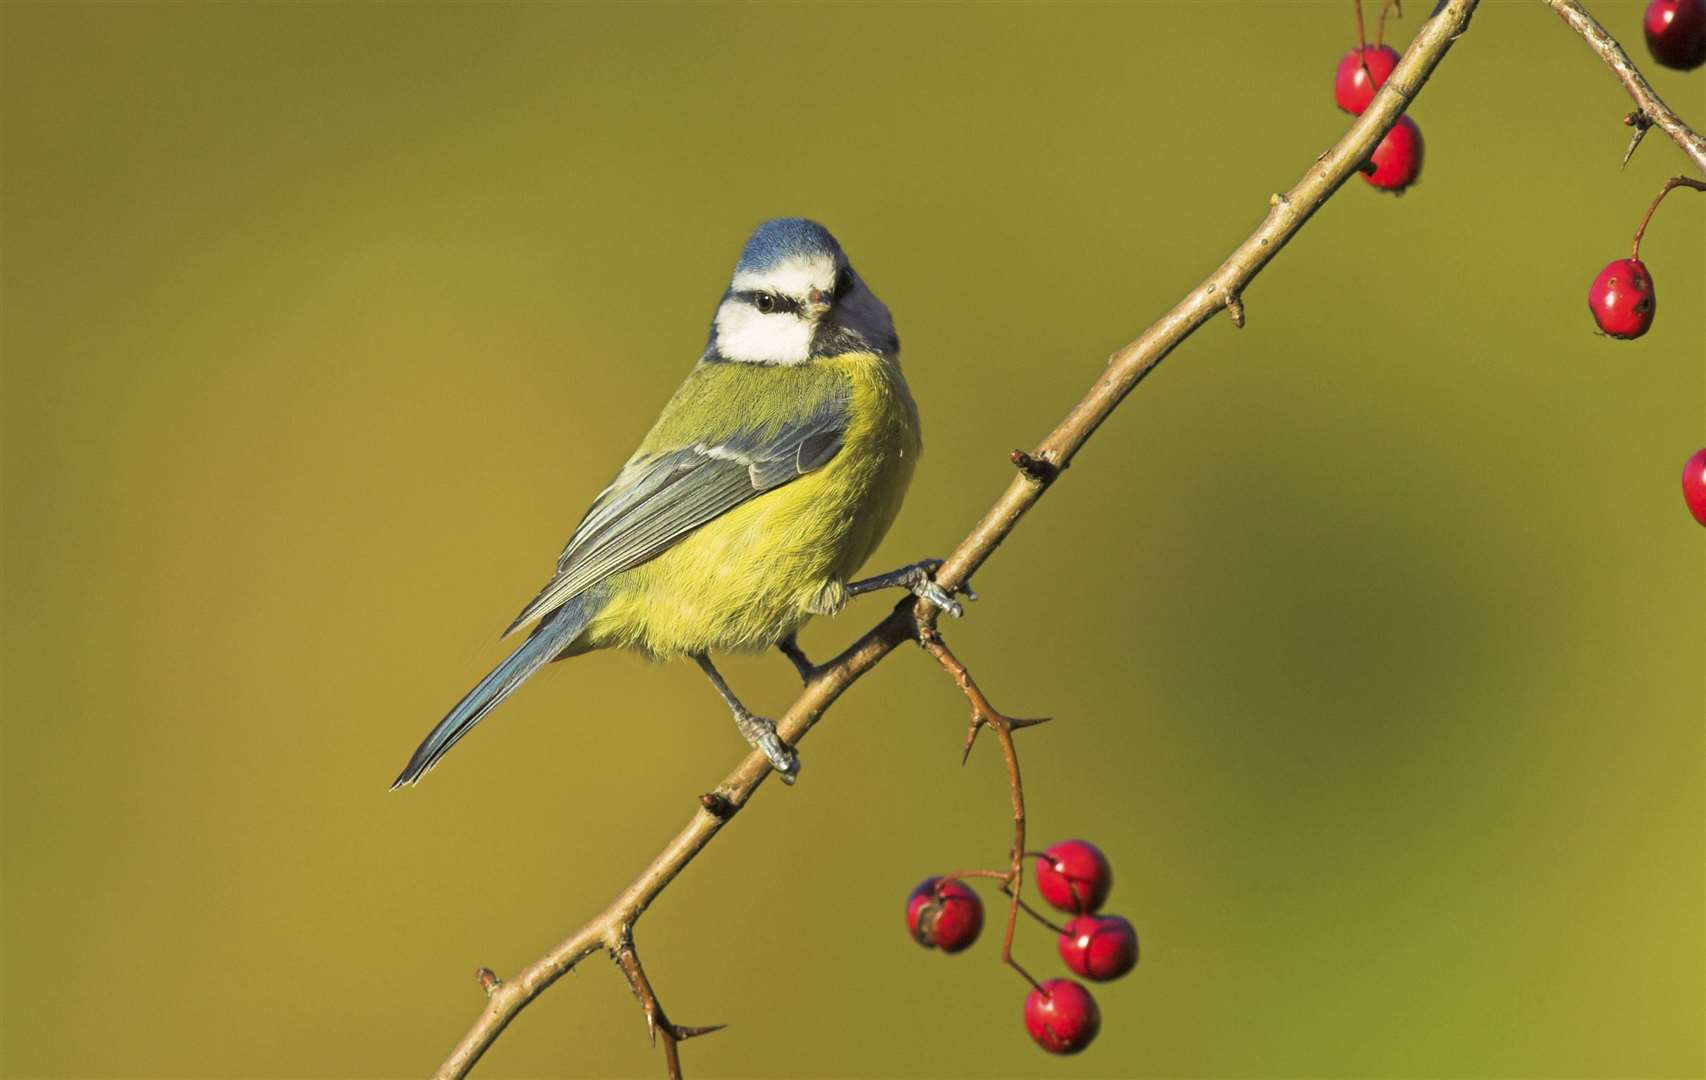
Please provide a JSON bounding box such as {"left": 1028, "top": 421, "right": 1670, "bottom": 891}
{"left": 1544, "top": 0, "right": 1706, "bottom": 174}
{"left": 613, "top": 941, "right": 724, "bottom": 1080}
{"left": 431, "top": 3, "right": 1490, "bottom": 1076}
{"left": 920, "top": 630, "right": 1048, "bottom": 991}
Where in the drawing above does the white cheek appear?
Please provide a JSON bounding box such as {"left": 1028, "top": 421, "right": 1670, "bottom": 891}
{"left": 714, "top": 301, "right": 813, "bottom": 364}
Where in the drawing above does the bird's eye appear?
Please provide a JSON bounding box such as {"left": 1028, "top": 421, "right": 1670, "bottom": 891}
{"left": 834, "top": 267, "right": 854, "bottom": 300}
{"left": 754, "top": 293, "right": 776, "bottom": 314}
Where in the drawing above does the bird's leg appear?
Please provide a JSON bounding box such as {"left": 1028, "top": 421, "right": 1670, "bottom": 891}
{"left": 847, "top": 558, "right": 976, "bottom": 618}
{"left": 776, "top": 633, "right": 817, "bottom": 684}
{"left": 692, "top": 653, "right": 800, "bottom": 785}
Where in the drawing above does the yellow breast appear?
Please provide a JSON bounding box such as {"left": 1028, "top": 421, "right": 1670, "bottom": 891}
{"left": 583, "top": 353, "right": 920, "bottom": 658}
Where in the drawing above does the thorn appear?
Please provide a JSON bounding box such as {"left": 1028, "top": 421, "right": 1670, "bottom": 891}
{"left": 1224, "top": 293, "right": 1246, "bottom": 328}
{"left": 1010, "top": 449, "right": 1059, "bottom": 483}
{"left": 1006, "top": 715, "right": 1052, "bottom": 732}
{"left": 1621, "top": 110, "right": 1652, "bottom": 170}
{"left": 476, "top": 968, "right": 502, "bottom": 995}
{"left": 961, "top": 717, "right": 987, "bottom": 764}
{"left": 699, "top": 791, "right": 736, "bottom": 820}
{"left": 672, "top": 1023, "right": 728, "bottom": 1041}
{"left": 644, "top": 1006, "right": 659, "bottom": 1045}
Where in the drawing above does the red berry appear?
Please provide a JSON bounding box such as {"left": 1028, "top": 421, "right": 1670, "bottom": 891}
{"left": 1682, "top": 449, "right": 1706, "bottom": 526}
{"left": 1587, "top": 258, "right": 1656, "bottom": 340}
{"left": 1362, "top": 115, "right": 1423, "bottom": 193}
{"left": 905, "top": 877, "right": 983, "bottom": 953}
{"left": 1035, "top": 840, "right": 1113, "bottom": 913}
{"left": 1334, "top": 45, "right": 1400, "bottom": 115}
{"left": 1058, "top": 914, "right": 1140, "bottom": 981}
{"left": 1024, "top": 978, "right": 1101, "bottom": 1054}
{"left": 1645, "top": 0, "right": 1706, "bottom": 70}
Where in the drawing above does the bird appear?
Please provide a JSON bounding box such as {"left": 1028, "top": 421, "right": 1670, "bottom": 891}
{"left": 392, "top": 218, "right": 962, "bottom": 789}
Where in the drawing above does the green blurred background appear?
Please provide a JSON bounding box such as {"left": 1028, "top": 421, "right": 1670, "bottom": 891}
{"left": 3, "top": 2, "right": 1703, "bottom": 1077}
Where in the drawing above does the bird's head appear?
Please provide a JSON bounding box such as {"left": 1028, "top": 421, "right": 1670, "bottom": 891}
{"left": 708, "top": 218, "right": 897, "bottom": 365}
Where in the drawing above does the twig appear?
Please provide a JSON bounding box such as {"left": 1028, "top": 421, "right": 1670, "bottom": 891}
{"left": 1543, "top": 0, "right": 1706, "bottom": 174}
{"left": 429, "top": 2, "right": 1481, "bottom": 1075}
{"left": 919, "top": 631, "right": 1047, "bottom": 991}
{"left": 614, "top": 940, "right": 725, "bottom": 1080}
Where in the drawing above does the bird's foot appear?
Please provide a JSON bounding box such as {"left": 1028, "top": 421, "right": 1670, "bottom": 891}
{"left": 734, "top": 709, "right": 800, "bottom": 785}
{"left": 694, "top": 652, "right": 802, "bottom": 785}
{"left": 849, "top": 558, "right": 976, "bottom": 618}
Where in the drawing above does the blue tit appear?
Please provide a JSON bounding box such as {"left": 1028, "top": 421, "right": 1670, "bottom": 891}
{"left": 393, "top": 218, "right": 959, "bottom": 788}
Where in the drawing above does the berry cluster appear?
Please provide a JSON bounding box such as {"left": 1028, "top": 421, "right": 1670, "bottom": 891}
{"left": 1334, "top": 2, "right": 1422, "bottom": 193}
{"left": 906, "top": 839, "right": 1137, "bottom": 1055}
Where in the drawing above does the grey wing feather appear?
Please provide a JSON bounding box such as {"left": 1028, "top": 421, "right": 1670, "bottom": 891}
{"left": 502, "top": 399, "right": 849, "bottom": 638}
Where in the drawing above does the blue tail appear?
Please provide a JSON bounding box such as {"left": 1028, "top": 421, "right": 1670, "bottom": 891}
{"left": 391, "top": 592, "right": 604, "bottom": 789}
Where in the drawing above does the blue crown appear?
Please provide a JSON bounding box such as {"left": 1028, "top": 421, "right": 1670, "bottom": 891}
{"left": 735, "top": 218, "right": 843, "bottom": 274}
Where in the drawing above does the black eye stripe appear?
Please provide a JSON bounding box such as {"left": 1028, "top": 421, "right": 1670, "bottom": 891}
{"left": 734, "top": 289, "right": 801, "bottom": 315}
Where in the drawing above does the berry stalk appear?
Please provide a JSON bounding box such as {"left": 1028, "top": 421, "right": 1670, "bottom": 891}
{"left": 1630, "top": 175, "right": 1706, "bottom": 260}
{"left": 1376, "top": 0, "right": 1403, "bottom": 47}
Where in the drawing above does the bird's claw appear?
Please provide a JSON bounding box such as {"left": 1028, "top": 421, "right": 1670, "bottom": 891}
{"left": 764, "top": 736, "right": 801, "bottom": 785}
{"left": 916, "top": 576, "right": 964, "bottom": 618}
{"left": 736, "top": 711, "right": 800, "bottom": 785}
{"left": 847, "top": 558, "right": 977, "bottom": 619}
{"left": 907, "top": 559, "right": 974, "bottom": 618}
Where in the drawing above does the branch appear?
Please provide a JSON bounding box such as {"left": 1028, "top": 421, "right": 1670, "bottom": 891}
{"left": 1543, "top": 0, "right": 1706, "bottom": 173}
{"left": 430, "top": 2, "right": 1481, "bottom": 1075}
{"left": 431, "top": 623, "right": 907, "bottom": 1079}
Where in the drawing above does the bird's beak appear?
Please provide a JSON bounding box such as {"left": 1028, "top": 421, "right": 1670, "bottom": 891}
{"left": 805, "top": 288, "right": 833, "bottom": 319}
